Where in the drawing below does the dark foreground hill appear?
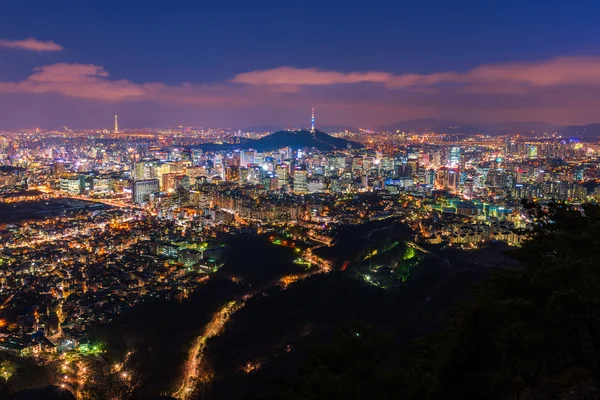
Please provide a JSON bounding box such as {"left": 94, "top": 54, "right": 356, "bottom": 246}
{"left": 7, "top": 386, "right": 176, "bottom": 400}
{"left": 8, "top": 386, "right": 75, "bottom": 400}
{"left": 256, "top": 203, "right": 600, "bottom": 400}
{"left": 201, "top": 254, "right": 492, "bottom": 400}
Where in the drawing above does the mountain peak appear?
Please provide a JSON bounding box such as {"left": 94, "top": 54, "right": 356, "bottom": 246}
{"left": 193, "top": 128, "right": 363, "bottom": 151}
{"left": 251, "top": 129, "right": 363, "bottom": 150}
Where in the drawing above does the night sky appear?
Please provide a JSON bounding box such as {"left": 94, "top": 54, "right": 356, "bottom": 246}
{"left": 2, "top": 0, "right": 600, "bottom": 129}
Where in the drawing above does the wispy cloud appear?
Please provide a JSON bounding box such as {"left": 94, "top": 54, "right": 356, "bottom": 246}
{"left": 5, "top": 57, "right": 600, "bottom": 103}
{"left": 0, "top": 64, "right": 155, "bottom": 100}
{"left": 0, "top": 63, "right": 251, "bottom": 105}
{"left": 4, "top": 57, "right": 600, "bottom": 126}
{"left": 232, "top": 57, "right": 600, "bottom": 93}
{"left": 232, "top": 66, "right": 391, "bottom": 87}
{"left": 0, "top": 38, "right": 63, "bottom": 52}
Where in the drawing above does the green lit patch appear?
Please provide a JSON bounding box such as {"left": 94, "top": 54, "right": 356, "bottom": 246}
{"left": 78, "top": 342, "right": 104, "bottom": 356}
{"left": 293, "top": 258, "right": 311, "bottom": 267}
{"left": 403, "top": 246, "right": 416, "bottom": 260}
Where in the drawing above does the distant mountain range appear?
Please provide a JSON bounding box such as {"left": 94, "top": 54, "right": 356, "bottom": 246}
{"left": 195, "top": 129, "right": 363, "bottom": 151}
{"left": 233, "top": 119, "right": 600, "bottom": 141}
{"left": 374, "top": 118, "right": 563, "bottom": 135}
{"left": 480, "top": 121, "right": 563, "bottom": 135}
{"left": 560, "top": 123, "right": 600, "bottom": 138}
{"left": 375, "top": 118, "right": 478, "bottom": 134}
{"left": 372, "top": 118, "right": 600, "bottom": 137}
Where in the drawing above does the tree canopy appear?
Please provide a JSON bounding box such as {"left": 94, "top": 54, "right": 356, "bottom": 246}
{"left": 279, "top": 202, "right": 600, "bottom": 400}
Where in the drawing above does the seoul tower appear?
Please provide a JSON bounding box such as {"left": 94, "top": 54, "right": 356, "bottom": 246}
{"left": 311, "top": 108, "right": 315, "bottom": 132}
{"left": 114, "top": 115, "right": 119, "bottom": 134}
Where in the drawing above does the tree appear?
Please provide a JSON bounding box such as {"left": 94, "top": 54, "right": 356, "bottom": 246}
{"left": 403, "top": 201, "right": 600, "bottom": 399}
{"left": 273, "top": 323, "right": 393, "bottom": 400}
{"left": 80, "top": 362, "right": 143, "bottom": 400}
{"left": 280, "top": 202, "right": 600, "bottom": 400}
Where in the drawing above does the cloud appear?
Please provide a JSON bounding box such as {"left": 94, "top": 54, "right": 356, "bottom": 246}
{"left": 463, "top": 57, "right": 600, "bottom": 87}
{"left": 0, "top": 38, "right": 63, "bottom": 52}
{"left": 5, "top": 57, "right": 600, "bottom": 104}
{"left": 232, "top": 66, "right": 392, "bottom": 87}
{"left": 5, "top": 57, "right": 600, "bottom": 127}
{"left": 232, "top": 57, "right": 600, "bottom": 93}
{"left": 0, "top": 63, "right": 257, "bottom": 106}
{"left": 0, "top": 63, "right": 157, "bottom": 100}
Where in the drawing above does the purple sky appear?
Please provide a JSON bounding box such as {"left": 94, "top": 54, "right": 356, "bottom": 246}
{"left": 2, "top": 0, "right": 600, "bottom": 130}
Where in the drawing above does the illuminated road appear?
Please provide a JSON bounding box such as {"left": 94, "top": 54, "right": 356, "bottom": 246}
{"left": 404, "top": 241, "right": 450, "bottom": 265}
{"left": 302, "top": 244, "right": 332, "bottom": 272}
{"left": 63, "top": 194, "right": 148, "bottom": 211}
{"left": 34, "top": 186, "right": 150, "bottom": 212}
{"left": 172, "top": 241, "right": 333, "bottom": 398}
{"left": 172, "top": 300, "right": 245, "bottom": 399}
{"left": 403, "top": 240, "right": 432, "bottom": 255}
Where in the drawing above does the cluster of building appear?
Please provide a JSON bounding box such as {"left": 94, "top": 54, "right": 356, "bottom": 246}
{"left": 0, "top": 201, "right": 226, "bottom": 355}
{"left": 0, "top": 122, "right": 599, "bottom": 357}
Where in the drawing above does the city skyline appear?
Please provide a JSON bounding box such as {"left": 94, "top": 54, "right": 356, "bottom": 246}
{"left": 2, "top": 2, "right": 600, "bottom": 399}
{"left": 3, "top": 1, "right": 600, "bottom": 129}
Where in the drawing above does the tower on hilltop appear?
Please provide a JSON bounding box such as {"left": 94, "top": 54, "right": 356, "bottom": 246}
{"left": 311, "top": 108, "right": 315, "bottom": 132}
{"left": 114, "top": 115, "right": 119, "bottom": 134}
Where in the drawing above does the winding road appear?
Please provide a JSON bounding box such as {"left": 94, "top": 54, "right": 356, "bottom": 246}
{"left": 172, "top": 300, "right": 245, "bottom": 399}
{"left": 172, "top": 244, "right": 332, "bottom": 399}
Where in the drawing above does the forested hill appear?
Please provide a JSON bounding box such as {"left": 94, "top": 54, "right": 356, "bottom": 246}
{"left": 193, "top": 129, "right": 363, "bottom": 151}
{"left": 272, "top": 202, "right": 600, "bottom": 400}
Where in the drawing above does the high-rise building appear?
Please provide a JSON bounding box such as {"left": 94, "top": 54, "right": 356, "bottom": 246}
{"left": 275, "top": 165, "right": 288, "bottom": 186}
{"left": 528, "top": 145, "right": 538, "bottom": 159}
{"left": 161, "top": 173, "right": 189, "bottom": 192}
{"left": 240, "top": 150, "right": 255, "bottom": 167}
{"left": 407, "top": 153, "right": 419, "bottom": 176}
{"left": 432, "top": 151, "right": 442, "bottom": 167}
{"left": 449, "top": 147, "right": 461, "bottom": 166}
{"left": 60, "top": 175, "right": 85, "bottom": 195}
{"left": 133, "top": 179, "right": 159, "bottom": 204}
{"left": 133, "top": 160, "right": 158, "bottom": 181}
{"left": 307, "top": 176, "right": 326, "bottom": 193}
{"left": 239, "top": 167, "right": 249, "bottom": 183}
{"left": 186, "top": 166, "right": 208, "bottom": 185}
{"left": 448, "top": 169, "right": 459, "bottom": 192}
{"left": 114, "top": 115, "right": 119, "bottom": 133}
{"left": 92, "top": 176, "right": 111, "bottom": 194}
{"left": 154, "top": 164, "right": 171, "bottom": 190}
{"left": 52, "top": 161, "right": 66, "bottom": 176}
{"left": 293, "top": 170, "right": 308, "bottom": 194}
{"left": 351, "top": 157, "right": 363, "bottom": 176}
{"left": 269, "top": 177, "right": 279, "bottom": 191}
{"left": 225, "top": 166, "right": 240, "bottom": 182}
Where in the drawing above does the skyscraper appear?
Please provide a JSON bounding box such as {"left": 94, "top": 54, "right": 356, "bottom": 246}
{"left": 293, "top": 170, "right": 308, "bottom": 194}
{"left": 133, "top": 179, "right": 159, "bottom": 204}
{"left": 114, "top": 115, "right": 119, "bottom": 133}
{"left": 449, "top": 147, "right": 461, "bottom": 166}
{"left": 240, "top": 150, "right": 255, "bottom": 167}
